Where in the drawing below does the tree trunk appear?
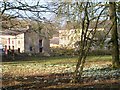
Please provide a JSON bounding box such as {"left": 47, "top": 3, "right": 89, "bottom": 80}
{"left": 109, "top": 2, "right": 120, "bottom": 68}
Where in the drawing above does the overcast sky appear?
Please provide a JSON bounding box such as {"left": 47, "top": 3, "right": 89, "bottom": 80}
{"left": 1, "top": 0, "right": 120, "bottom": 21}
{"left": 0, "top": 0, "right": 56, "bottom": 21}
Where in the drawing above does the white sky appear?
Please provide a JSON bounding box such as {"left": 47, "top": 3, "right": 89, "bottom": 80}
{"left": 0, "top": 0, "right": 55, "bottom": 21}
{"left": 0, "top": 0, "right": 119, "bottom": 2}
{"left": 1, "top": 0, "right": 120, "bottom": 21}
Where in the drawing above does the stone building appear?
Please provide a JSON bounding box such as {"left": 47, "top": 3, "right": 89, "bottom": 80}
{"left": 58, "top": 21, "right": 113, "bottom": 49}
{"left": 0, "top": 26, "right": 50, "bottom": 54}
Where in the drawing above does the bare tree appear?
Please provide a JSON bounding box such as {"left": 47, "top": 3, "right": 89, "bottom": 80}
{"left": 109, "top": 2, "right": 120, "bottom": 68}
{"left": 1, "top": 0, "right": 120, "bottom": 82}
{"left": 55, "top": 1, "right": 109, "bottom": 82}
{"left": 0, "top": 0, "right": 58, "bottom": 40}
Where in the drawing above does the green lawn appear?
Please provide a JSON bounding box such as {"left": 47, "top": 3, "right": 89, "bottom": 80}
{"left": 2, "top": 55, "right": 113, "bottom": 84}
{"left": 3, "top": 55, "right": 112, "bottom": 65}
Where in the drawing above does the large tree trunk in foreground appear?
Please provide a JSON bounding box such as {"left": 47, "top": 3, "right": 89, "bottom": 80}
{"left": 109, "top": 2, "right": 120, "bottom": 68}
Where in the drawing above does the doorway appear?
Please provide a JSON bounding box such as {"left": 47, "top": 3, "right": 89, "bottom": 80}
{"left": 39, "top": 39, "right": 42, "bottom": 52}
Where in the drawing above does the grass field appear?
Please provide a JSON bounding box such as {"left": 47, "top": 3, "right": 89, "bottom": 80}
{"left": 2, "top": 55, "right": 112, "bottom": 77}
{"left": 3, "top": 55, "right": 120, "bottom": 89}
{"left": 2, "top": 55, "right": 112, "bottom": 65}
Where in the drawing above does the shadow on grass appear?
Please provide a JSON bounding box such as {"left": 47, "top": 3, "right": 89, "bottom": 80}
{"left": 2, "top": 72, "right": 120, "bottom": 90}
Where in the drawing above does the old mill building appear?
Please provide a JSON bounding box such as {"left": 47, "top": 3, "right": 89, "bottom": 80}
{"left": 0, "top": 25, "right": 50, "bottom": 54}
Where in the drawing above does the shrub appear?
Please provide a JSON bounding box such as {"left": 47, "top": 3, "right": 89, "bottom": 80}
{"left": 50, "top": 47, "right": 75, "bottom": 56}
{"left": 88, "top": 49, "right": 112, "bottom": 56}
